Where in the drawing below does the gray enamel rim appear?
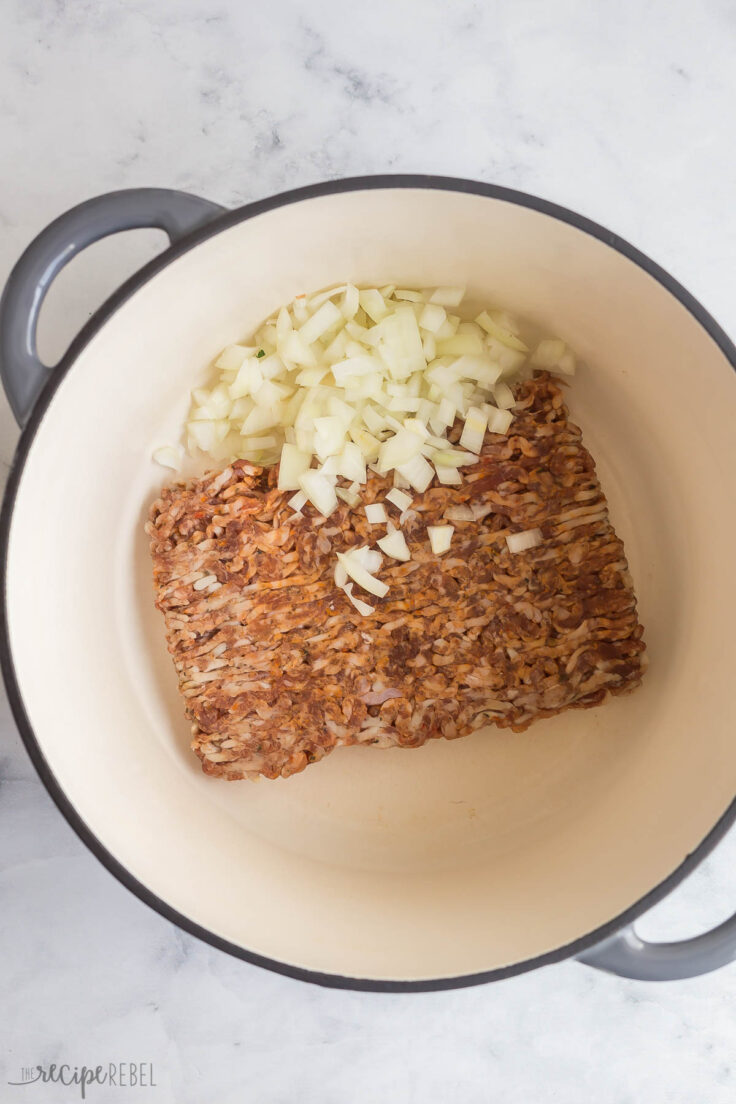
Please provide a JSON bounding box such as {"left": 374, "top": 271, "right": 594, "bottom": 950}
{"left": 1, "top": 176, "right": 735, "bottom": 990}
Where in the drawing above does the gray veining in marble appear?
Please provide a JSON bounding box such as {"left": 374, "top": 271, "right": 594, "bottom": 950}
{"left": 1, "top": 0, "right": 735, "bottom": 1100}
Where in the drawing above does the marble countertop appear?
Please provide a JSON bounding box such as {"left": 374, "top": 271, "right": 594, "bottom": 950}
{"left": 1, "top": 0, "right": 735, "bottom": 1100}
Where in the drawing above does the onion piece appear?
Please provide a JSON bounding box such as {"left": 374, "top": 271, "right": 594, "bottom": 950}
{"left": 429, "top": 286, "right": 465, "bottom": 307}
{"left": 341, "top": 284, "right": 360, "bottom": 320}
{"left": 435, "top": 333, "right": 484, "bottom": 356}
{"left": 428, "top": 525, "right": 454, "bottom": 554}
{"left": 334, "top": 560, "right": 348, "bottom": 587}
{"left": 287, "top": 489, "right": 307, "bottom": 513}
{"left": 418, "top": 303, "right": 447, "bottom": 334}
{"left": 336, "top": 551, "right": 389, "bottom": 597}
{"left": 336, "top": 487, "right": 361, "bottom": 507}
{"left": 397, "top": 454, "right": 434, "bottom": 493}
{"left": 435, "top": 464, "right": 462, "bottom": 485}
{"left": 506, "top": 528, "right": 543, "bottom": 553}
{"left": 314, "top": 416, "right": 347, "bottom": 460}
{"left": 493, "top": 382, "right": 516, "bottom": 410}
{"left": 229, "top": 359, "right": 264, "bottom": 399}
{"left": 299, "top": 300, "right": 342, "bottom": 344}
{"left": 365, "top": 503, "right": 388, "bottom": 524}
{"left": 554, "top": 350, "right": 576, "bottom": 376}
{"left": 359, "top": 288, "right": 389, "bottom": 323}
{"left": 152, "top": 445, "right": 182, "bottom": 470}
{"left": 299, "top": 470, "right": 338, "bottom": 517}
{"left": 531, "top": 338, "right": 566, "bottom": 368}
{"left": 476, "top": 310, "right": 529, "bottom": 352}
{"left": 216, "top": 345, "right": 255, "bottom": 371}
{"left": 377, "top": 529, "right": 411, "bottom": 561}
{"left": 485, "top": 406, "right": 514, "bottom": 435}
{"left": 377, "top": 428, "right": 424, "bottom": 473}
{"left": 336, "top": 441, "right": 367, "bottom": 483}
{"left": 459, "top": 406, "right": 487, "bottom": 454}
{"left": 386, "top": 488, "right": 413, "bottom": 512}
{"left": 342, "top": 582, "right": 375, "bottom": 617}
{"left": 433, "top": 449, "right": 479, "bottom": 468}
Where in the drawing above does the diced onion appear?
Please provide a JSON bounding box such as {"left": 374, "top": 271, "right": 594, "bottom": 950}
{"left": 299, "top": 300, "right": 342, "bottom": 345}
{"left": 418, "top": 303, "right": 447, "bottom": 334}
{"left": 435, "top": 465, "right": 462, "bottom": 485}
{"left": 337, "top": 442, "right": 367, "bottom": 483}
{"left": 429, "top": 286, "right": 465, "bottom": 307}
{"left": 288, "top": 489, "right": 307, "bottom": 513}
{"left": 334, "top": 560, "right": 348, "bottom": 588}
{"left": 336, "top": 551, "right": 389, "bottom": 597}
{"left": 365, "top": 503, "right": 388, "bottom": 524}
{"left": 176, "top": 282, "right": 578, "bottom": 591}
{"left": 386, "top": 488, "right": 413, "bottom": 512}
{"left": 531, "top": 338, "right": 566, "bottom": 368}
{"left": 216, "top": 344, "right": 255, "bottom": 371}
{"left": 433, "top": 449, "right": 478, "bottom": 468}
{"left": 342, "top": 582, "right": 375, "bottom": 617}
{"left": 397, "top": 454, "right": 434, "bottom": 493}
{"left": 506, "top": 528, "right": 543, "bottom": 553}
{"left": 299, "top": 470, "right": 338, "bottom": 517}
{"left": 459, "top": 406, "right": 487, "bottom": 455}
{"left": 476, "top": 310, "right": 528, "bottom": 352}
{"left": 428, "top": 525, "right": 454, "bottom": 554}
{"left": 336, "top": 487, "right": 361, "bottom": 507}
{"left": 377, "top": 529, "right": 411, "bottom": 561}
{"left": 486, "top": 406, "right": 514, "bottom": 435}
{"left": 152, "top": 445, "right": 182, "bottom": 470}
{"left": 493, "top": 382, "right": 516, "bottom": 410}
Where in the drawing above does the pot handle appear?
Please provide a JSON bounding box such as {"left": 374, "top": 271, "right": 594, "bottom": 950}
{"left": 0, "top": 188, "right": 226, "bottom": 427}
{"left": 578, "top": 912, "right": 736, "bottom": 981}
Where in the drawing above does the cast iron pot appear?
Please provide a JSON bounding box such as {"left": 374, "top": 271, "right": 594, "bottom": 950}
{"left": 1, "top": 177, "right": 735, "bottom": 990}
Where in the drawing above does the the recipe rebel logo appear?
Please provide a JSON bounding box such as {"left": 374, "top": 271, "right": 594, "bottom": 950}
{"left": 7, "top": 1062, "right": 157, "bottom": 1098}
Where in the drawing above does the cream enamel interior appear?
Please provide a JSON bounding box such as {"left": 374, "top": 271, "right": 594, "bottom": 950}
{"left": 6, "top": 187, "right": 736, "bottom": 983}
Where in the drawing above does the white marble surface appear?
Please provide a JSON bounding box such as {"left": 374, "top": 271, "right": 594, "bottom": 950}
{"left": 1, "top": 0, "right": 736, "bottom": 1100}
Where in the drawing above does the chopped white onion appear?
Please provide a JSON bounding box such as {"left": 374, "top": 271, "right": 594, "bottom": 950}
{"left": 365, "top": 503, "right": 388, "bottom": 524}
{"left": 531, "top": 338, "right": 566, "bottom": 368}
{"left": 337, "top": 442, "right": 367, "bottom": 483}
{"left": 334, "top": 560, "right": 348, "bottom": 588}
{"left": 386, "top": 488, "right": 413, "bottom": 512}
{"left": 397, "top": 454, "right": 434, "bottom": 493}
{"left": 299, "top": 300, "right": 342, "bottom": 345}
{"left": 459, "top": 406, "right": 487, "bottom": 455}
{"left": 433, "top": 449, "right": 478, "bottom": 468}
{"left": 506, "top": 528, "right": 543, "bottom": 553}
{"left": 341, "top": 582, "right": 375, "bottom": 617}
{"left": 427, "top": 525, "right": 454, "bottom": 554}
{"left": 336, "top": 550, "right": 389, "bottom": 597}
{"left": 486, "top": 406, "right": 514, "bottom": 435}
{"left": 493, "top": 382, "right": 516, "bottom": 410}
{"left": 429, "top": 286, "right": 465, "bottom": 307}
{"left": 435, "top": 465, "right": 462, "bottom": 485}
{"left": 476, "top": 310, "right": 528, "bottom": 352}
{"left": 336, "top": 487, "right": 361, "bottom": 507}
{"left": 152, "top": 445, "right": 182, "bottom": 470}
{"left": 288, "top": 489, "right": 307, "bottom": 513}
{"left": 299, "top": 470, "right": 338, "bottom": 517}
{"left": 418, "top": 303, "right": 447, "bottom": 334}
{"left": 178, "top": 283, "right": 578, "bottom": 592}
{"left": 377, "top": 529, "right": 411, "bottom": 561}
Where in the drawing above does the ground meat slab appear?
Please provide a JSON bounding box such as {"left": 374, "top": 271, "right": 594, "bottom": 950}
{"left": 147, "top": 374, "right": 646, "bottom": 780}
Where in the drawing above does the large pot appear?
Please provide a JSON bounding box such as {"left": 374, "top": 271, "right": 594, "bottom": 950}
{"left": 1, "top": 177, "right": 735, "bottom": 990}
